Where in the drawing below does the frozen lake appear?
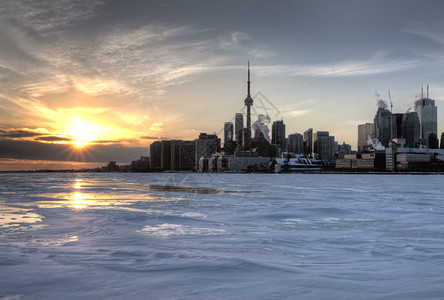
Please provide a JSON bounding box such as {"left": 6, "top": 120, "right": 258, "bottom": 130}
{"left": 1, "top": 172, "right": 444, "bottom": 299}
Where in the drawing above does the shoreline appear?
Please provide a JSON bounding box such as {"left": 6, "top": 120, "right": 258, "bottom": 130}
{"left": 1, "top": 170, "right": 443, "bottom": 175}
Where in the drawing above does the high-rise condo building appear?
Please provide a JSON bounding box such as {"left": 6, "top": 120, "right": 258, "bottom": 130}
{"left": 224, "top": 122, "right": 234, "bottom": 146}
{"left": 357, "top": 123, "right": 374, "bottom": 152}
{"left": 373, "top": 107, "right": 393, "bottom": 148}
{"left": 288, "top": 133, "right": 304, "bottom": 154}
{"left": 414, "top": 86, "right": 437, "bottom": 147}
{"left": 313, "top": 131, "right": 335, "bottom": 161}
{"left": 303, "top": 128, "right": 313, "bottom": 155}
{"left": 195, "top": 133, "right": 220, "bottom": 168}
{"left": 235, "top": 113, "right": 243, "bottom": 146}
{"left": 150, "top": 141, "right": 161, "bottom": 170}
{"left": 401, "top": 112, "right": 420, "bottom": 148}
{"left": 272, "top": 120, "right": 286, "bottom": 152}
{"left": 392, "top": 113, "right": 404, "bottom": 139}
{"left": 160, "top": 140, "right": 172, "bottom": 170}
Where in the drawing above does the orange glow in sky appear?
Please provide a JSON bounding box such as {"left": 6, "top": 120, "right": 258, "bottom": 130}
{"left": 68, "top": 119, "right": 100, "bottom": 148}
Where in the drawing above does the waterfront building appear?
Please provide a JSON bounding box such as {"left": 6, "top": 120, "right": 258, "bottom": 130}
{"left": 173, "top": 140, "right": 195, "bottom": 170}
{"left": 150, "top": 141, "right": 161, "bottom": 170}
{"left": 195, "top": 133, "right": 220, "bottom": 168}
{"left": 130, "top": 156, "right": 150, "bottom": 172}
{"left": 217, "top": 156, "right": 270, "bottom": 172}
{"left": 386, "top": 147, "right": 444, "bottom": 171}
{"left": 160, "top": 140, "right": 172, "bottom": 170}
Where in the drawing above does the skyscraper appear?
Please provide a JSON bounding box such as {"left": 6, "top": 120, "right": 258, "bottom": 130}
{"left": 414, "top": 86, "right": 437, "bottom": 147}
{"left": 313, "top": 131, "right": 335, "bottom": 161}
{"left": 235, "top": 113, "right": 243, "bottom": 146}
{"left": 176, "top": 141, "right": 196, "bottom": 170}
{"left": 272, "top": 120, "right": 286, "bottom": 152}
{"left": 288, "top": 133, "right": 304, "bottom": 154}
{"left": 224, "top": 122, "right": 235, "bottom": 154}
{"left": 156, "top": 140, "right": 196, "bottom": 171}
{"left": 160, "top": 140, "right": 172, "bottom": 170}
{"left": 373, "top": 107, "right": 393, "bottom": 148}
{"left": 251, "top": 132, "right": 271, "bottom": 157}
{"left": 357, "top": 123, "right": 374, "bottom": 152}
{"left": 224, "top": 122, "right": 234, "bottom": 146}
{"left": 401, "top": 112, "right": 420, "bottom": 148}
{"left": 303, "top": 128, "right": 313, "bottom": 156}
{"left": 392, "top": 113, "right": 404, "bottom": 139}
{"left": 150, "top": 141, "right": 161, "bottom": 170}
{"left": 440, "top": 133, "right": 444, "bottom": 149}
{"left": 244, "top": 62, "right": 253, "bottom": 150}
{"left": 195, "top": 133, "right": 220, "bottom": 168}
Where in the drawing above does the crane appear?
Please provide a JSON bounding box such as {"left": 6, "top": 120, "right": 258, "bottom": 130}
{"left": 388, "top": 91, "right": 393, "bottom": 113}
{"left": 388, "top": 91, "right": 393, "bottom": 142}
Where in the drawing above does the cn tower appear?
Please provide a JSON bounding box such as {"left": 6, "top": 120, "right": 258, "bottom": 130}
{"left": 244, "top": 61, "right": 253, "bottom": 149}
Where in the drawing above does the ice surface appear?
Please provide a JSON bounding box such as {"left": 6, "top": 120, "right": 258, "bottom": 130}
{"left": 1, "top": 172, "right": 444, "bottom": 299}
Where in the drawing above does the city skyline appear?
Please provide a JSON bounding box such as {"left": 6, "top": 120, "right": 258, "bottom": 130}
{"left": 1, "top": 0, "right": 444, "bottom": 170}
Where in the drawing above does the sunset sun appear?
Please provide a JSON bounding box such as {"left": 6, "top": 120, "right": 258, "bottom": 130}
{"left": 68, "top": 119, "right": 99, "bottom": 148}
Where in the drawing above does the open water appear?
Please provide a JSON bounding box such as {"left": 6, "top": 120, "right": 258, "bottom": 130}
{"left": 1, "top": 172, "right": 444, "bottom": 299}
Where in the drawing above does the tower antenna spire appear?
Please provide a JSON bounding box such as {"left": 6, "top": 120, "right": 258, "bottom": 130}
{"left": 247, "top": 60, "right": 251, "bottom": 97}
{"left": 388, "top": 91, "right": 393, "bottom": 142}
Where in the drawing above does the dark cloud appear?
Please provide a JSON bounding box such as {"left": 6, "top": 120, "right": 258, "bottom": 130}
{"left": 114, "top": 138, "right": 148, "bottom": 144}
{"left": 0, "top": 139, "right": 148, "bottom": 163}
{"left": 35, "top": 136, "right": 72, "bottom": 142}
{"left": 140, "top": 136, "right": 160, "bottom": 140}
{"left": 93, "top": 140, "right": 120, "bottom": 144}
{"left": 0, "top": 129, "right": 44, "bottom": 138}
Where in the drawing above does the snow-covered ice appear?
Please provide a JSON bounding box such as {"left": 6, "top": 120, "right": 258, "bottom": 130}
{"left": 1, "top": 173, "right": 444, "bottom": 299}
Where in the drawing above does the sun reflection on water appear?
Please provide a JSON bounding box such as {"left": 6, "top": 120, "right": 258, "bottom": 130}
{"left": 0, "top": 204, "right": 43, "bottom": 228}
{"left": 71, "top": 192, "right": 89, "bottom": 209}
{"left": 27, "top": 178, "right": 231, "bottom": 211}
{"left": 31, "top": 191, "right": 172, "bottom": 209}
{"left": 73, "top": 178, "right": 82, "bottom": 189}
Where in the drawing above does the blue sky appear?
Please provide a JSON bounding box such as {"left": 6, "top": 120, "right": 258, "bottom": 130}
{"left": 1, "top": 0, "right": 444, "bottom": 168}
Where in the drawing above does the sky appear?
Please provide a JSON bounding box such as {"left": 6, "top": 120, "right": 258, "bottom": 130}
{"left": 1, "top": 0, "right": 444, "bottom": 170}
